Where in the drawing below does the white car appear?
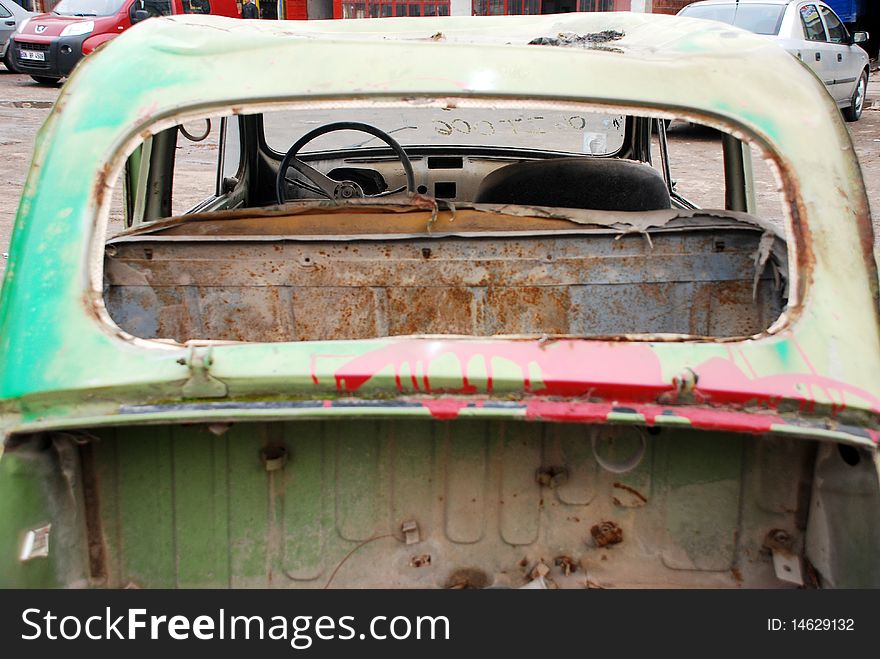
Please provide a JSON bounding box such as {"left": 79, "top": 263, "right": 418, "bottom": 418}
{"left": 678, "top": 0, "right": 870, "bottom": 121}
{"left": 0, "top": 0, "right": 31, "bottom": 72}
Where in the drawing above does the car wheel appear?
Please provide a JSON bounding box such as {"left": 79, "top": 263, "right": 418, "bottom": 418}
{"left": 2, "top": 47, "right": 16, "bottom": 73}
{"left": 30, "top": 75, "right": 61, "bottom": 86}
{"left": 843, "top": 70, "right": 868, "bottom": 122}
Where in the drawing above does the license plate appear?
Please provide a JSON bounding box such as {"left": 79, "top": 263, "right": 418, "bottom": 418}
{"left": 20, "top": 50, "right": 46, "bottom": 62}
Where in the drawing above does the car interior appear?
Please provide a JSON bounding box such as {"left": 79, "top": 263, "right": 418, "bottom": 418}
{"left": 102, "top": 102, "right": 789, "bottom": 344}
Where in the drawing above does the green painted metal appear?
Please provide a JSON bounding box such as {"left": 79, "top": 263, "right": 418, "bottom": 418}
{"left": 20, "top": 419, "right": 850, "bottom": 588}
{"left": 0, "top": 455, "right": 58, "bottom": 587}
{"left": 0, "top": 13, "right": 878, "bottom": 587}
{"left": 0, "top": 13, "right": 877, "bottom": 444}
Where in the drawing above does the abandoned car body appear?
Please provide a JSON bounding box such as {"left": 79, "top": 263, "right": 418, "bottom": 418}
{"left": 0, "top": 13, "right": 878, "bottom": 589}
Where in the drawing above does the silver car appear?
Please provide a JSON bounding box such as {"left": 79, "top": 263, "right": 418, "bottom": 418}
{"left": 678, "top": 0, "right": 870, "bottom": 121}
{"left": 0, "top": 0, "right": 32, "bottom": 72}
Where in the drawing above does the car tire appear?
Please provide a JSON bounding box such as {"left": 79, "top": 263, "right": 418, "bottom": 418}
{"left": 843, "top": 70, "right": 868, "bottom": 122}
{"left": 2, "top": 47, "right": 16, "bottom": 73}
{"left": 30, "top": 75, "right": 61, "bottom": 86}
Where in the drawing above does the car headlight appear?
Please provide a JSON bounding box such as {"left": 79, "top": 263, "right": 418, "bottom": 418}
{"left": 60, "top": 21, "right": 94, "bottom": 38}
{"left": 15, "top": 17, "right": 31, "bottom": 34}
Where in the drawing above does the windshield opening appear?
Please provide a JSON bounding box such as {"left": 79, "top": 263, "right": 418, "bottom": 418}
{"left": 53, "top": 0, "right": 125, "bottom": 17}
{"left": 262, "top": 107, "right": 627, "bottom": 157}
{"left": 679, "top": 3, "right": 786, "bottom": 35}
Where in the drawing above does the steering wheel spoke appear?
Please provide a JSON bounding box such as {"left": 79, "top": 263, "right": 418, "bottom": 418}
{"left": 284, "top": 176, "right": 332, "bottom": 199}
{"left": 276, "top": 121, "right": 416, "bottom": 205}
{"left": 287, "top": 158, "right": 339, "bottom": 198}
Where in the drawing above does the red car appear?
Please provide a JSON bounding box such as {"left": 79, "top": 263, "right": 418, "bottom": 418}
{"left": 10, "top": 0, "right": 239, "bottom": 84}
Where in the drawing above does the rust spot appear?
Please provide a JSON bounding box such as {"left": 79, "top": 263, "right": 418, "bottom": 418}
{"left": 78, "top": 441, "right": 107, "bottom": 582}
{"left": 612, "top": 482, "right": 648, "bottom": 504}
{"left": 731, "top": 567, "right": 743, "bottom": 583}
{"left": 536, "top": 465, "right": 567, "bottom": 488}
{"left": 410, "top": 554, "right": 431, "bottom": 568}
{"left": 763, "top": 528, "right": 793, "bottom": 553}
{"left": 590, "top": 521, "right": 623, "bottom": 548}
{"left": 803, "top": 557, "right": 821, "bottom": 589}
{"left": 529, "top": 561, "right": 550, "bottom": 580}
{"left": 93, "top": 162, "right": 112, "bottom": 209}
{"left": 445, "top": 568, "right": 489, "bottom": 589}
{"left": 554, "top": 555, "right": 577, "bottom": 576}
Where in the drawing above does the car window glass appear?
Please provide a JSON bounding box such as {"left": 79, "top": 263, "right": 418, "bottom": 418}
{"left": 679, "top": 4, "right": 785, "bottom": 36}
{"left": 800, "top": 4, "right": 827, "bottom": 41}
{"left": 130, "top": 0, "right": 172, "bottom": 17}
{"left": 820, "top": 6, "right": 848, "bottom": 44}
{"left": 0, "top": 3, "right": 11, "bottom": 19}
{"left": 263, "top": 108, "right": 627, "bottom": 156}
{"left": 182, "top": 0, "right": 211, "bottom": 13}
{"left": 53, "top": 0, "right": 126, "bottom": 16}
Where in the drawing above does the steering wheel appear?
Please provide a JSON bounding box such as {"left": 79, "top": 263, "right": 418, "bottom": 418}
{"left": 275, "top": 121, "right": 416, "bottom": 205}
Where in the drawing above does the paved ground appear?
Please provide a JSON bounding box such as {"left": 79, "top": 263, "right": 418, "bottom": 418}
{"left": 1, "top": 67, "right": 879, "bottom": 278}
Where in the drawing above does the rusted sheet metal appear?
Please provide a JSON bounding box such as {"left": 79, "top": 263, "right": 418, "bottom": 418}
{"left": 103, "top": 228, "right": 781, "bottom": 341}
{"left": 0, "top": 12, "right": 877, "bottom": 448}
{"left": 111, "top": 202, "right": 777, "bottom": 237}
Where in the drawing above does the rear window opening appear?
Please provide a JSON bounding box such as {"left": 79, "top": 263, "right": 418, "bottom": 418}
{"left": 101, "top": 100, "right": 793, "bottom": 344}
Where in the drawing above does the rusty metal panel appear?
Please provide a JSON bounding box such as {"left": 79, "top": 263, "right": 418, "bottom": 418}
{"left": 103, "top": 229, "right": 783, "bottom": 342}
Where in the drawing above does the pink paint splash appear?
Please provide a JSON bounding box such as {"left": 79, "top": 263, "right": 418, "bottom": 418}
{"left": 420, "top": 399, "right": 472, "bottom": 420}
{"left": 691, "top": 357, "right": 880, "bottom": 415}
{"left": 311, "top": 340, "right": 667, "bottom": 401}
{"left": 308, "top": 338, "right": 880, "bottom": 427}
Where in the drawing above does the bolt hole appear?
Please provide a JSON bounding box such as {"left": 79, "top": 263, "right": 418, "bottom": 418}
{"left": 260, "top": 445, "right": 288, "bottom": 471}
{"left": 262, "top": 445, "right": 287, "bottom": 461}
{"left": 838, "top": 443, "right": 861, "bottom": 467}
{"left": 417, "top": 185, "right": 428, "bottom": 194}
{"left": 421, "top": 248, "right": 432, "bottom": 259}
